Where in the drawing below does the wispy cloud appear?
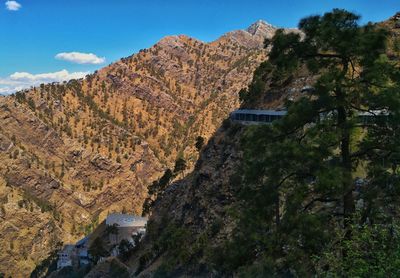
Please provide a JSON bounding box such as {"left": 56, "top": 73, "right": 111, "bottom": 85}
{"left": 0, "top": 69, "right": 89, "bottom": 95}
{"left": 55, "top": 52, "right": 106, "bottom": 65}
{"left": 5, "top": 0, "right": 21, "bottom": 11}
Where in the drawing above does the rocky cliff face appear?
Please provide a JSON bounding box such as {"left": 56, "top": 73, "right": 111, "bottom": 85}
{"left": 125, "top": 15, "right": 400, "bottom": 277}
{"left": 131, "top": 63, "right": 315, "bottom": 278}
{"left": 0, "top": 21, "right": 281, "bottom": 277}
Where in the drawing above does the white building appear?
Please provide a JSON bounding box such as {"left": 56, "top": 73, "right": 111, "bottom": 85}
{"left": 78, "top": 249, "right": 90, "bottom": 266}
{"left": 57, "top": 245, "right": 74, "bottom": 269}
{"left": 75, "top": 236, "right": 90, "bottom": 266}
{"left": 57, "top": 236, "right": 91, "bottom": 270}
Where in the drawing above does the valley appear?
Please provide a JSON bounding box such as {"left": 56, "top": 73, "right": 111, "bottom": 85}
{"left": 0, "top": 20, "right": 276, "bottom": 277}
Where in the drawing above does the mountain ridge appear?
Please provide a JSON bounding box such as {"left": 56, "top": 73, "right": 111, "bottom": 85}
{"left": 0, "top": 20, "right": 282, "bottom": 277}
{"left": 123, "top": 13, "right": 400, "bottom": 277}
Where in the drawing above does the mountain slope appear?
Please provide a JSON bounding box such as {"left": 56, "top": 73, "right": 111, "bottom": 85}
{"left": 125, "top": 14, "right": 400, "bottom": 277}
{"left": 0, "top": 20, "right": 278, "bottom": 277}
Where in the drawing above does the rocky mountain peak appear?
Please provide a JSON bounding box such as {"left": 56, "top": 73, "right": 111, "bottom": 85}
{"left": 246, "top": 20, "right": 276, "bottom": 37}
{"left": 0, "top": 19, "right": 268, "bottom": 277}
{"left": 392, "top": 12, "right": 400, "bottom": 21}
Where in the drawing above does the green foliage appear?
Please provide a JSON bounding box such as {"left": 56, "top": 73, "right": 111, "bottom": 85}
{"left": 152, "top": 223, "right": 195, "bottom": 272}
{"left": 158, "top": 169, "right": 174, "bottom": 191}
{"left": 56, "top": 266, "right": 74, "bottom": 277}
{"left": 141, "top": 198, "right": 154, "bottom": 217}
{"left": 315, "top": 220, "right": 400, "bottom": 277}
{"left": 109, "top": 259, "right": 129, "bottom": 278}
{"left": 173, "top": 157, "right": 187, "bottom": 175}
{"left": 238, "top": 88, "right": 247, "bottom": 103}
{"left": 209, "top": 9, "right": 400, "bottom": 276}
{"left": 89, "top": 237, "right": 109, "bottom": 263}
{"left": 239, "top": 61, "right": 273, "bottom": 103}
{"left": 82, "top": 215, "right": 99, "bottom": 234}
{"left": 30, "top": 245, "right": 61, "bottom": 278}
{"left": 393, "top": 37, "right": 400, "bottom": 54}
{"left": 15, "top": 91, "right": 26, "bottom": 103}
{"left": 118, "top": 239, "right": 134, "bottom": 261}
{"left": 74, "top": 88, "right": 124, "bottom": 127}
{"left": 144, "top": 215, "right": 228, "bottom": 276}
{"left": 105, "top": 223, "right": 119, "bottom": 236}
{"left": 27, "top": 97, "right": 36, "bottom": 111}
{"left": 53, "top": 265, "right": 91, "bottom": 278}
{"left": 22, "top": 188, "right": 56, "bottom": 214}
{"left": 195, "top": 136, "right": 205, "bottom": 152}
{"left": 142, "top": 168, "right": 173, "bottom": 215}
{"left": 143, "top": 153, "right": 189, "bottom": 215}
{"left": 136, "top": 251, "right": 154, "bottom": 275}
{"left": 143, "top": 155, "right": 188, "bottom": 215}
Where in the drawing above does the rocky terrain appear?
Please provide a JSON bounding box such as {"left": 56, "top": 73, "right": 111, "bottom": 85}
{"left": 0, "top": 20, "right": 283, "bottom": 277}
{"left": 120, "top": 13, "right": 400, "bottom": 277}
{"left": 130, "top": 56, "right": 315, "bottom": 278}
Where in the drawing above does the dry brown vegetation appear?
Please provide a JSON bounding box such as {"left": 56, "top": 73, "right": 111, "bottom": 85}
{"left": 0, "top": 21, "right": 273, "bottom": 277}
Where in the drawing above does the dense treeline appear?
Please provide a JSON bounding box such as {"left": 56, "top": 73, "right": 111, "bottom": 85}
{"left": 214, "top": 9, "right": 400, "bottom": 276}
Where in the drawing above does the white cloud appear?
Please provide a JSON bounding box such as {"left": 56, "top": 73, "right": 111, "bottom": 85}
{"left": 0, "top": 87, "right": 16, "bottom": 95}
{"left": 0, "top": 69, "right": 89, "bottom": 95}
{"left": 9, "top": 70, "right": 88, "bottom": 82}
{"left": 55, "top": 52, "right": 106, "bottom": 65}
{"left": 5, "top": 1, "right": 21, "bottom": 11}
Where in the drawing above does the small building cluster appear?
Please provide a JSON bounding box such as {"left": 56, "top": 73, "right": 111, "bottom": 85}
{"left": 230, "top": 109, "right": 390, "bottom": 125}
{"left": 56, "top": 236, "right": 90, "bottom": 269}
{"left": 56, "top": 245, "right": 74, "bottom": 269}
{"left": 230, "top": 109, "right": 286, "bottom": 124}
{"left": 56, "top": 213, "right": 147, "bottom": 270}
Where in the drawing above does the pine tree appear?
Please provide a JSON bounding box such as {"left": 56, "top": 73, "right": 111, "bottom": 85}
{"left": 195, "top": 136, "right": 205, "bottom": 152}
{"left": 142, "top": 169, "right": 173, "bottom": 216}
{"left": 89, "top": 237, "right": 109, "bottom": 263}
{"left": 225, "top": 9, "right": 400, "bottom": 275}
{"left": 173, "top": 157, "right": 187, "bottom": 177}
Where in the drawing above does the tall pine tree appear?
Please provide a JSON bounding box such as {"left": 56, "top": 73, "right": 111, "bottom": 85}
{"left": 222, "top": 9, "right": 400, "bottom": 276}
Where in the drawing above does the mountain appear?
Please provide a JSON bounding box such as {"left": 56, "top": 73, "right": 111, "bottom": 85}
{"left": 0, "top": 21, "right": 283, "bottom": 277}
{"left": 116, "top": 13, "right": 400, "bottom": 277}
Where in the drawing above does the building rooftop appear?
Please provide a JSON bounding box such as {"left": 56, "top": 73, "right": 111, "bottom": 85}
{"left": 231, "top": 109, "right": 287, "bottom": 116}
{"left": 105, "top": 213, "right": 148, "bottom": 228}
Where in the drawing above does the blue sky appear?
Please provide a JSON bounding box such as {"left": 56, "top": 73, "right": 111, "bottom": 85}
{"left": 0, "top": 0, "right": 399, "bottom": 94}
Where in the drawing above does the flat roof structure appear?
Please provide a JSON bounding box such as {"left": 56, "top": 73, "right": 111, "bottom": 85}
{"left": 231, "top": 109, "right": 390, "bottom": 125}
{"left": 230, "top": 109, "right": 287, "bottom": 124}
{"left": 231, "top": 109, "right": 287, "bottom": 116}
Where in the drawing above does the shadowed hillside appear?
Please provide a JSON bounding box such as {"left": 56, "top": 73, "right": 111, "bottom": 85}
{"left": 119, "top": 12, "right": 400, "bottom": 277}
{"left": 0, "top": 20, "right": 289, "bottom": 277}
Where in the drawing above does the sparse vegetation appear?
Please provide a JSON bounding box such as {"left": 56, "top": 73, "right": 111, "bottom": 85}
{"left": 209, "top": 9, "right": 400, "bottom": 276}
{"left": 141, "top": 9, "right": 400, "bottom": 277}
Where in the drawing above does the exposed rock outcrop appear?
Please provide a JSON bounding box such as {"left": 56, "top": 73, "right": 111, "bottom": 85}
{"left": 0, "top": 20, "right": 286, "bottom": 277}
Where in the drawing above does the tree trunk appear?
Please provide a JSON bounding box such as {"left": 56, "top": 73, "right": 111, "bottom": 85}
{"left": 275, "top": 191, "right": 280, "bottom": 227}
{"left": 338, "top": 105, "right": 355, "bottom": 229}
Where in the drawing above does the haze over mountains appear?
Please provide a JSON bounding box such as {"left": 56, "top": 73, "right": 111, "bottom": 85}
{"left": 0, "top": 20, "right": 282, "bottom": 277}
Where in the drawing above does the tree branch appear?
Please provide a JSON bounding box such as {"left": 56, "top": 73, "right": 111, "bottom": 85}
{"left": 303, "top": 197, "right": 340, "bottom": 211}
